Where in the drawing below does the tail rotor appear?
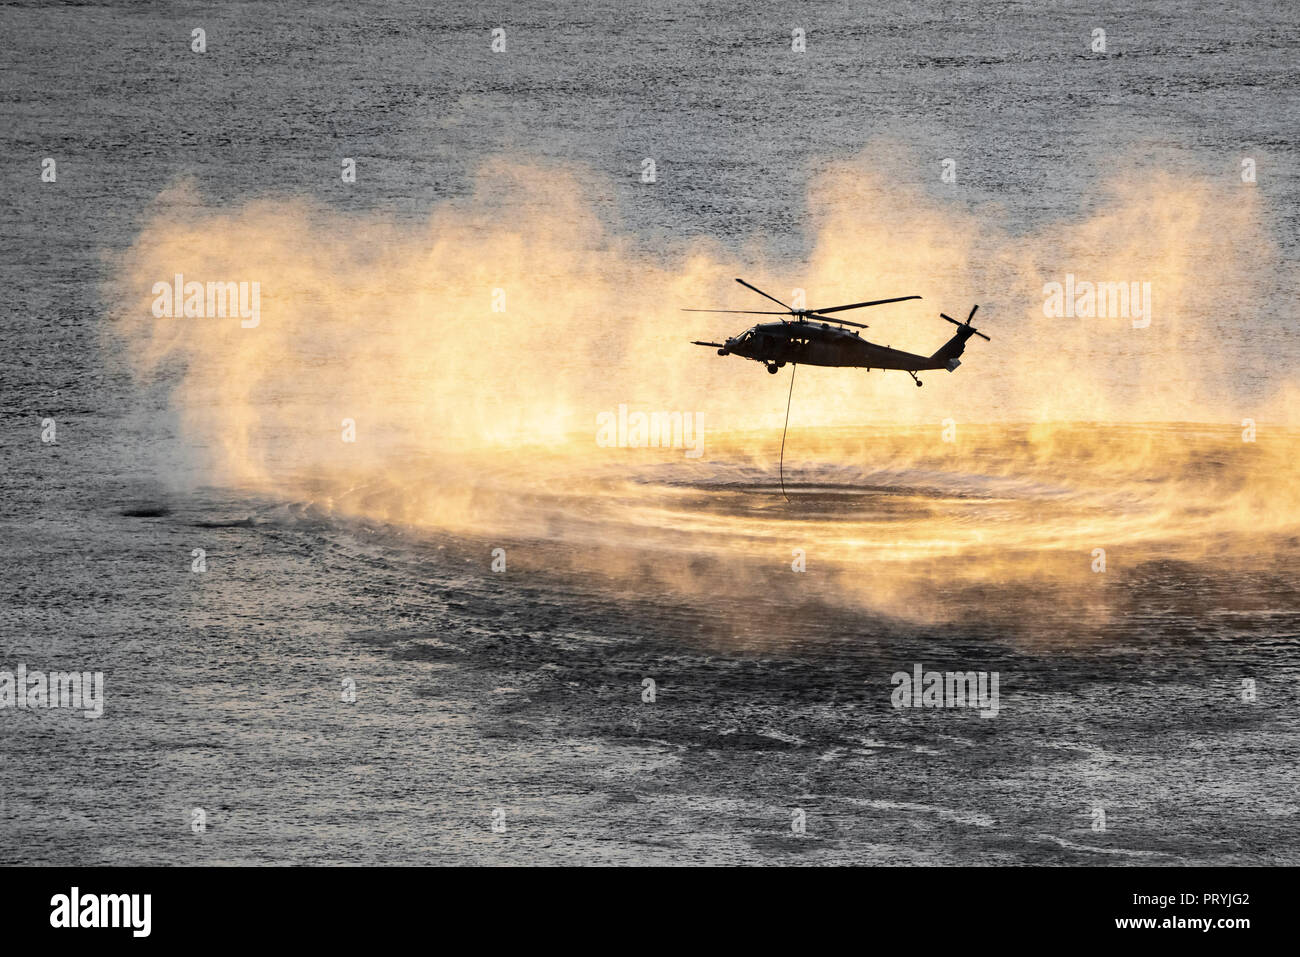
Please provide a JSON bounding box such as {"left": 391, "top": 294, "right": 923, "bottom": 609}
{"left": 940, "top": 304, "right": 990, "bottom": 341}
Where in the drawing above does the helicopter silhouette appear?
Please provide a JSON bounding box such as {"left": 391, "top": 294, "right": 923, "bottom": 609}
{"left": 689, "top": 278, "right": 988, "bottom": 387}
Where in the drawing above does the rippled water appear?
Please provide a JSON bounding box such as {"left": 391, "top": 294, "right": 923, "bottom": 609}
{"left": 2, "top": 0, "right": 1299, "bottom": 864}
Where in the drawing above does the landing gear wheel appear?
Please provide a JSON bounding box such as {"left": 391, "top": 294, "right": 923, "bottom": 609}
{"left": 767, "top": 364, "right": 779, "bottom": 374}
{"left": 916, "top": 379, "right": 923, "bottom": 387}
{"left": 907, "top": 371, "right": 923, "bottom": 387}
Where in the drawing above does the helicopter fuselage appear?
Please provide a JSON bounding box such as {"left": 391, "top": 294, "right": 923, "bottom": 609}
{"left": 688, "top": 279, "right": 985, "bottom": 386}
{"left": 720, "top": 320, "right": 955, "bottom": 372}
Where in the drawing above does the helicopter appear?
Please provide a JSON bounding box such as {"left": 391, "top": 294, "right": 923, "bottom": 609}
{"left": 688, "top": 278, "right": 988, "bottom": 386}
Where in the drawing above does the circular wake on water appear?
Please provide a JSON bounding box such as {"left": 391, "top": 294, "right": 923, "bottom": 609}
{"left": 173, "top": 421, "right": 1300, "bottom": 648}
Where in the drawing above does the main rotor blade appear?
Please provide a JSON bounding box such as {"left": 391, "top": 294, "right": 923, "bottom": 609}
{"left": 812, "top": 295, "right": 922, "bottom": 314}
{"left": 735, "top": 277, "right": 792, "bottom": 310}
{"left": 681, "top": 308, "right": 788, "bottom": 314}
{"left": 805, "top": 313, "right": 869, "bottom": 329}
{"left": 967, "top": 304, "right": 979, "bottom": 323}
